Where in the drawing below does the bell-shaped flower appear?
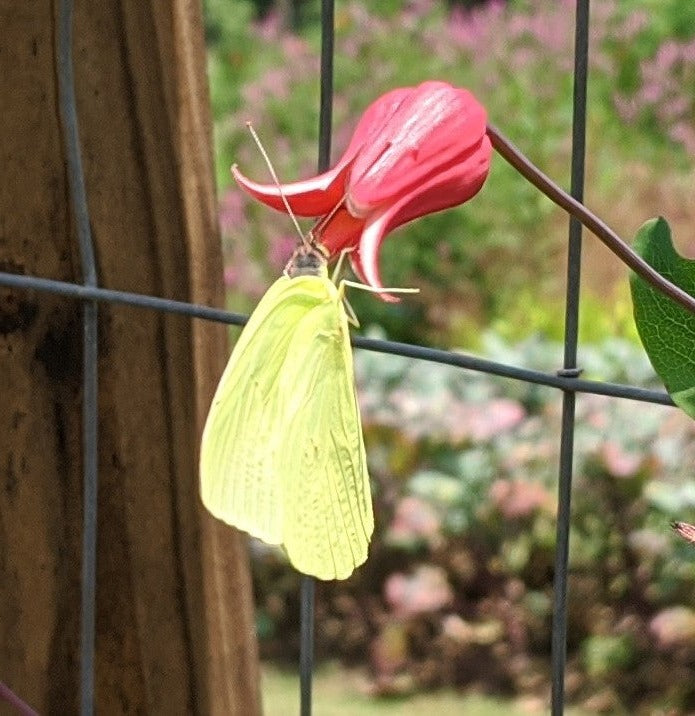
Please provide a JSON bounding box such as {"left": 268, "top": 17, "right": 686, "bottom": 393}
{"left": 233, "top": 80, "right": 492, "bottom": 299}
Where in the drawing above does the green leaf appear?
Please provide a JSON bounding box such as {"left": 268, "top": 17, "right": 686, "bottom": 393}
{"left": 630, "top": 217, "right": 695, "bottom": 418}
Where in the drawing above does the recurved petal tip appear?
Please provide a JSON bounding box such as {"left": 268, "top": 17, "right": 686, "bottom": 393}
{"left": 232, "top": 162, "right": 349, "bottom": 217}
{"left": 352, "top": 208, "right": 404, "bottom": 303}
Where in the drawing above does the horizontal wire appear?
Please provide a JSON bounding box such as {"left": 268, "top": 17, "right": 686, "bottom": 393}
{"left": 354, "top": 335, "right": 673, "bottom": 405}
{"left": 1, "top": 270, "right": 673, "bottom": 406}
{"left": 0, "top": 271, "right": 244, "bottom": 324}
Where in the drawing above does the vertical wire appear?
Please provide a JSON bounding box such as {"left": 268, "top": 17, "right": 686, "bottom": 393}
{"left": 57, "top": 1, "right": 99, "bottom": 714}
{"left": 298, "top": 579, "right": 314, "bottom": 716}
{"left": 317, "top": 0, "right": 334, "bottom": 171}
{"left": 551, "top": 1, "right": 590, "bottom": 714}
{"left": 299, "top": 2, "right": 334, "bottom": 714}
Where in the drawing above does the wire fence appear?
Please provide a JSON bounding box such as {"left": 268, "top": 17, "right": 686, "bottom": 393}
{"left": 1, "top": 0, "right": 685, "bottom": 714}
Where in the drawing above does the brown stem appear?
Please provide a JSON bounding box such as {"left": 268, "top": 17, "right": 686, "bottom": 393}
{"left": 486, "top": 124, "right": 695, "bottom": 316}
{"left": 0, "top": 682, "right": 39, "bottom": 716}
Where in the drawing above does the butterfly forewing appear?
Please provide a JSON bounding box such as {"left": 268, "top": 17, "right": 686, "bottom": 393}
{"left": 200, "top": 276, "right": 320, "bottom": 544}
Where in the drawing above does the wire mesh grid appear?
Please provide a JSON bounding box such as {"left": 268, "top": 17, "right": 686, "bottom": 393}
{"left": 0, "top": 0, "right": 683, "bottom": 714}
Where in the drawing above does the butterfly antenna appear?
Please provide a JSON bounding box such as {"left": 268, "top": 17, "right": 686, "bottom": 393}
{"left": 312, "top": 189, "right": 348, "bottom": 238}
{"left": 245, "top": 122, "right": 308, "bottom": 247}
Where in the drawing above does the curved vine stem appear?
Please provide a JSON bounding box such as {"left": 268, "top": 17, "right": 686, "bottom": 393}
{"left": 486, "top": 124, "right": 695, "bottom": 316}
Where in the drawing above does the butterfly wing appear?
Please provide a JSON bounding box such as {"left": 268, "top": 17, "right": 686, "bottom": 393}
{"left": 279, "top": 280, "right": 373, "bottom": 580}
{"left": 200, "top": 275, "right": 316, "bottom": 544}
{"left": 200, "top": 273, "right": 373, "bottom": 580}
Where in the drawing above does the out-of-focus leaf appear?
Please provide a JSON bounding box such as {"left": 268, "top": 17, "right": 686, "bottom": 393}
{"left": 645, "top": 481, "right": 695, "bottom": 513}
{"left": 630, "top": 217, "right": 695, "bottom": 418}
{"left": 408, "top": 470, "right": 466, "bottom": 508}
{"left": 582, "top": 634, "right": 635, "bottom": 677}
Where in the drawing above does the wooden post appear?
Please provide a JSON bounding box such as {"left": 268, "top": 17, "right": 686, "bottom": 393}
{"left": 0, "top": 1, "right": 260, "bottom": 712}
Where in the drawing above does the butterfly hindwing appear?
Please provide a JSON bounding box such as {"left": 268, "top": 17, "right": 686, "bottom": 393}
{"left": 279, "top": 280, "right": 373, "bottom": 579}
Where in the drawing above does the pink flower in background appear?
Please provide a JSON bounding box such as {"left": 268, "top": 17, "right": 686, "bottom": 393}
{"left": 233, "top": 81, "right": 492, "bottom": 300}
{"left": 267, "top": 234, "right": 297, "bottom": 272}
{"left": 384, "top": 565, "right": 453, "bottom": 617}
{"left": 218, "top": 189, "right": 245, "bottom": 235}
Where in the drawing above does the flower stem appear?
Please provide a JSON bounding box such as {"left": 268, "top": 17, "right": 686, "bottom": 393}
{"left": 0, "top": 681, "right": 39, "bottom": 716}
{"left": 486, "top": 124, "right": 695, "bottom": 316}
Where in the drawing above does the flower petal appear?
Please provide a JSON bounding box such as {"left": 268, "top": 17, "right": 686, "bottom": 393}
{"left": 379, "top": 134, "right": 492, "bottom": 227}
{"left": 341, "top": 86, "right": 414, "bottom": 157}
{"left": 232, "top": 162, "right": 348, "bottom": 216}
{"left": 347, "top": 81, "right": 489, "bottom": 216}
{"left": 353, "top": 204, "right": 406, "bottom": 303}
{"left": 354, "top": 136, "right": 492, "bottom": 301}
{"left": 314, "top": 207, "right": 364, "bottom": 255}
{"left": 231, "top": 88, "right": 413, "bottom": 217}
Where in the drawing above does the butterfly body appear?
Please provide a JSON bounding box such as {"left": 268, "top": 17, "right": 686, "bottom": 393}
{"left": 200, "top": 251, "right": 373, "bottom": 580}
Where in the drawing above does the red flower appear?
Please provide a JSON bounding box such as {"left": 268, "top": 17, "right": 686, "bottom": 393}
{"left": 233, "top": 81, "right": 492, "bottom": 300}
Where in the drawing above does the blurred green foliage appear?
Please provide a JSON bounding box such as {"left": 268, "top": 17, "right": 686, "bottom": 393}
{"left": 204, "top": 1, "right": 695, "bottom": 711}
{"left": 260, "top": 660, "right": 593, "bottom": 715}
{"left": 206, "top": 0, "right": 695, "bottom": 346}
{"left": 251, "top": 335, "right": 695, "bottom": 712}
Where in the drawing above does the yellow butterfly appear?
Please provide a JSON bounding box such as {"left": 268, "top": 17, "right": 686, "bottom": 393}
{"left": 200, "top": 241, "right": 375, "bottom": 580}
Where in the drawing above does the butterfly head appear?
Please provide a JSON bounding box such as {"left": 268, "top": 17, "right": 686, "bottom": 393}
{"left": 286, "top": 241, "right": 329, "bottom": 279}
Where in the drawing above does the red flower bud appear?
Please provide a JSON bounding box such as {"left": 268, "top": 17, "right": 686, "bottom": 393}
{"left": 234, "top": 81, "right": 491, "bottom": 300}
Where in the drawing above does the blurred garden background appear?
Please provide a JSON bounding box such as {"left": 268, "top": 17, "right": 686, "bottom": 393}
{"left": 204, "top": 0, "right": 695, "bottom": 712}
